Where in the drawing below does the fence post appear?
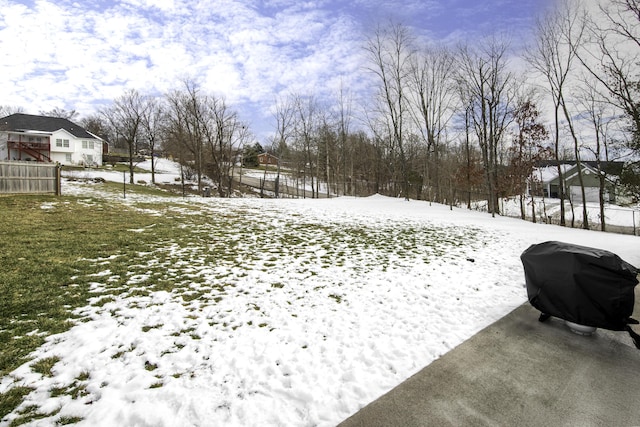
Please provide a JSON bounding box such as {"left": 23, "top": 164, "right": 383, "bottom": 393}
{"left": 56, "top": 163, "right": 62, "bottom": 196}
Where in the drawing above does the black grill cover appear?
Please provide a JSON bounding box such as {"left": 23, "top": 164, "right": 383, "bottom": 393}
{"left": 521, "top": 241, "right": 639, "bottom": 331}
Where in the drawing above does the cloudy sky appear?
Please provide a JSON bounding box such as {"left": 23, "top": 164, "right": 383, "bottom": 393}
{"left": 0, "top": 0, "right": 554, "bottom": 139}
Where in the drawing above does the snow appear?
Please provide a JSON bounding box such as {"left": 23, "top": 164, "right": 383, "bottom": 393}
{"left": 63, "top": 158, "right": 183, "bottom": 185}
{"left": 2, "top": 161, "right": 639, "bottom": 427}
{"left": 534, "top": 165, "right": 573, "bottom": 183}
{"left": 499, "top": 197, "right": 640, "bottom": 229}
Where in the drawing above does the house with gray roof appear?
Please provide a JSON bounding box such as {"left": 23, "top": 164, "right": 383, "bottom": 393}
{"left": 0, "top": 113, "right": 103, "bottom": 166}
{"left": 530, "top": 163, "right": 617, "bottom": 203}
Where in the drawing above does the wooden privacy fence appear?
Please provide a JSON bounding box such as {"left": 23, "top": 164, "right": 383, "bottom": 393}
{"left": 0, "top": 161, "right": 61, "bottom": 195}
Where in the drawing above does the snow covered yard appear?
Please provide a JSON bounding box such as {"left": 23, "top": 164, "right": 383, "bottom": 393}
{"left": 1, "top": 180, "right": 639, "bottom": 427}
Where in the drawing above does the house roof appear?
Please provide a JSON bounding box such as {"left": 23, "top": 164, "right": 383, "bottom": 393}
{"left": 536, "top": 159, "right": 624, "bottom": 176}
{"left": 535, "top": 165, "right": 572, "bottom": 183}
{"left": 0, "top": 113, "right": 97, "bottom": 139}
{"left": 534, "top": 163, "right": 616, "bottom": 185}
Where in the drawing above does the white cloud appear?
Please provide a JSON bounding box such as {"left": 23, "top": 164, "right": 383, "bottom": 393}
{"left": 0, "top": 0, "right": 550, "bottom": 138}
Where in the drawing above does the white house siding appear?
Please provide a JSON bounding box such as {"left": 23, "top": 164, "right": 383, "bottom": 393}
{"left": 0, "top": 114, "right": 104, "bottom": 166}
{"left": 48, "top": 129, "right": 102, "bottom": 166}
{"left": 77, "top": 139, "right": 102, "bottom": 166}
{"left": 49, "top": 129, "right": 74, "bottom": 165}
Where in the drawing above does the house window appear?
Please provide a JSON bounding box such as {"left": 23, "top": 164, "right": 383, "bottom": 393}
{"left": 56, "top": 139, "right": 62, "bottom": 147}
{"left": 86, "top": 155, "right": 93, "bottom": 164}
{"left": 65, "top": 153, "right": 72, "bottom": 162}
{"left": 82, "top": 141, "right": 87, "bottom": 149}
{"left": 89, "top": 141, "right": 94, "bottom": 149}
{"left": 63, "top": 139, "right": 69, "bottom": 148}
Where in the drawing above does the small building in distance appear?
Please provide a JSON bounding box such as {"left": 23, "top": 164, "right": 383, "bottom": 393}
{"left": 257, "top": 152, "right": 279, "bottom": 167}
{"left": 531, "top": 162, "right": 618, "bottom": 203}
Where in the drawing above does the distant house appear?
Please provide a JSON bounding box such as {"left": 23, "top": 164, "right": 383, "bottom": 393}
{"left": 257, "top": 152, "right": 278, "bottom": 167}
{"left": 530, "top": 163, "right": 617, "bottom": 203}
{"left": 0, "top": 113, "right": 104, "bottom": 166}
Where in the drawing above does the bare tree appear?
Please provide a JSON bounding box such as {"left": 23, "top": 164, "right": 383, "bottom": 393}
{"left": 578, "top": 0, "right": 640, "bottom": 154}
{"left": 335, "top": 83, "right": 353, "bottom": 196}
{"left": 316, "top": 112, "right": 331, "bottom": 198}
{"left": 0, "top": 105, "right": 24, "bottom": 117}
{"left": 80, "top": 114, "right": 113, "bottom": 143}
{"left": 165, "top": 81, "right": 249, "bottom": 197}
{"left": 231, "top": 123, "right": 253, "bottom": 195}
{"left": 453, "top": 106, "right": 485, "bottom": 210}
{"left": 363, "top": 111, "right": 396, "bottom": 195}
{"left": 456, "top": 37, "right": 517, "bottom": 216}
{"left": 292, "top": 94, "right": 320, "bottom": 198}
{"left": 165, "top": 81, "right": 207, "bottom": 192}
{"left": 509, "top": 96, "right": 550, "bottom": 221}
{"left": 526, "top": 0, "right": 588, "bottom": 228}
{"left": 272, "top": 95, "right": 296, "bottom": 198}
{"left": 365, "top": 22, "right": 414, "bottom": 200}
{"left": 40, "top": 107, "right": 79, "bottom": 121}
{"left": 408, "top": 45, "right": 457, "bottom": 203}
{"left": 577, "top": 79, "right": 626, "bottom": 231}
{"left": 458, "top": 101, "right": 476, "bottom": 209}
{"left": 139, "top": 96, "right": 166, "bottom": 184}
{"left": 207, "top": 97, "right": 245, "bottom": 197}
{"left": 102, "top": 89, "right": 146, "bottom": 184}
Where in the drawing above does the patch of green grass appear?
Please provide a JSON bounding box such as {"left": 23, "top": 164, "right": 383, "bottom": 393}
{"left": 144, "top": 361, "right": 158, "bottom": 371}
{"left": 91, "top": 296, "right": 116, "bottom": 307}
{"left": 30, "top": 356, "right": 60, "bottom": 377}
{"left": 0, "top": 192, "right": 208, "bottom": 421}
{"left": 111, "top": 351, "right": 125, "bottom": 360}
{"left": 180, "top": 291, "right": 204, "bottom": 302}
{"left": 57, "top": 415, "right": 84, "bottom": 425}
{"left": 0, "top": 195, "right": 179, "bottom": 378}
{"left": 76, "top": 371, "right": 90, "bottom": 381}
{"left": 328, "top": 294, "right": 343, "bottom": 304}
{"left": 0, "top": 387, "right": 34, "bottom": 421}
{"left": 142, "top": 324, "right": 164, "bottom": 332}
{"left": 47, "top": 372, "right": 92, "bottom": 401}
{"left": 49, "top": 379, "right": 89, "bottom": 400}
{"left": 49, "top": 386, "right": 66, "bottom": 398}
{"left": 125, "top": 288, "right": 151, "bottom": 298}
{"left": 8, "top": 404, "right": 61, "bottom": 426}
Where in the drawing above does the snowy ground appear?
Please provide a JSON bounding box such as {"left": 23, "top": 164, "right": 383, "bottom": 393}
{"left": 2, "top": 162, "right": 639, "bottom": 426}
{"left": 65, "top": 159, "right": 640, "bottom": 230}
{"left": 62, "top": 158, "right": 184, "bottom": 185}
{"left": 498, "top": 197, "right": 640, "bottom": 232}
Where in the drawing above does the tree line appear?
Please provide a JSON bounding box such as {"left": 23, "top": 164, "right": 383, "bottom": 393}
{"left": 356, "top": 0, "right": 640, "bottom": 232}
{"left": 2, "top": 0, "right": 638, "bottom": 230}
{"left": 262, "top": 0, "right": 639, "bottom": 231}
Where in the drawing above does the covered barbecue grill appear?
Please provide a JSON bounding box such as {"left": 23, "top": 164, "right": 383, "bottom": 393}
{"left": 520, "top": 241, "right": 640, "bottom": 348}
